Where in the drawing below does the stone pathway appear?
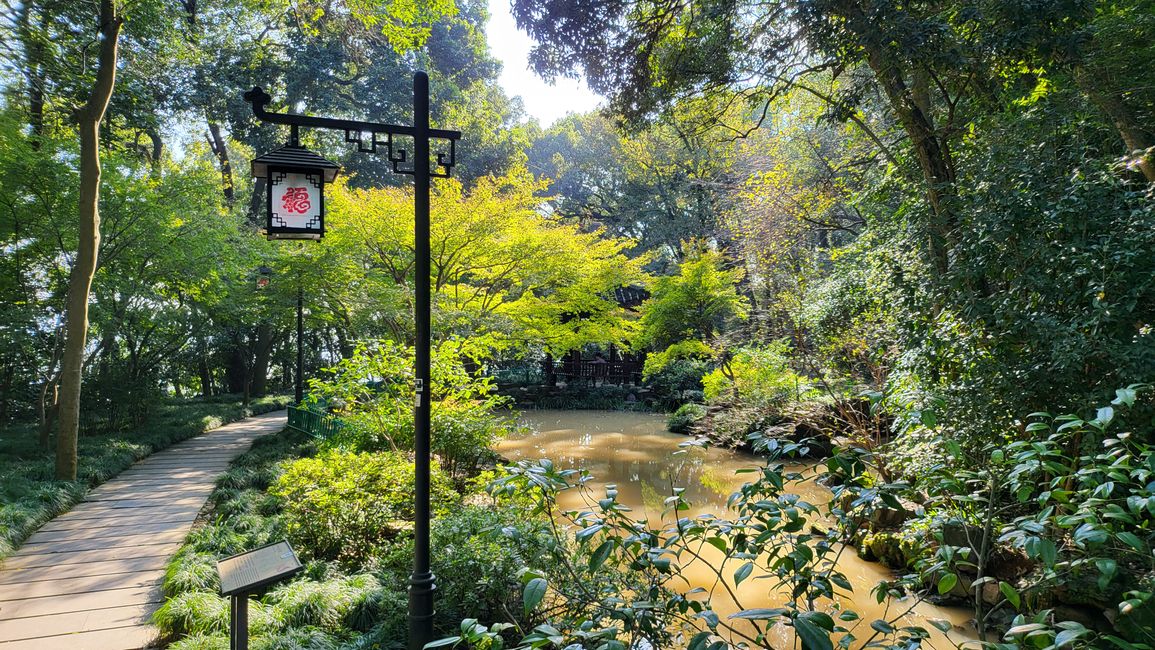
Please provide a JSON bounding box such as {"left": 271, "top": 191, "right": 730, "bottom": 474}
{"left": 0, "top": 410, "right": 287, "bottom": 649}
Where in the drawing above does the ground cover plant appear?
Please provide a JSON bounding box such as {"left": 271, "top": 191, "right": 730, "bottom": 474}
{"left": 0, "top": 394, "right": 287, "bottom": 560}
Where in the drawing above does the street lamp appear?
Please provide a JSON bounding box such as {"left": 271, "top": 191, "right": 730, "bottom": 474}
{"left": 244, "top": 72, "right": 460, "bottom": 650}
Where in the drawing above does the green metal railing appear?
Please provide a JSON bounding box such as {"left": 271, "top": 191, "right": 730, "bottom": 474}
{"left": 287, "top": 406, "right": 346, "bottom": 440}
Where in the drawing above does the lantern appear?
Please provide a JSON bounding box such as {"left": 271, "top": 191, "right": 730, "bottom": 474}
{"left": 251, "top": 145, "right": 341, "bottom": 240}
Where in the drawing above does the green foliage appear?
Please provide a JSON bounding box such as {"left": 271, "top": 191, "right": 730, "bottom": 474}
{"left": 518, "top": 384, "right": 657, "bottom": 411}
{"left": 701, "top": 343, "right": 808, "bottom": 406}
{"left": 667, "top": 402, "right": 707, "bottom": 434}
{"left": 266, "top": 573, "right": 382, "bottom": 631}
{"left": 638, "top": 243, "right": 748, "bottom": 378}
{"left": 643, "top": 357, "right": 709, "bottom": 410}
{"left": 429, "top": 505, "right": 555, "bottom": 629}
{"left": 303, "top": 339, "right": 511, "bottom": 479}
{"left": 270, "top": 449, "right": 459, "bottom": 565}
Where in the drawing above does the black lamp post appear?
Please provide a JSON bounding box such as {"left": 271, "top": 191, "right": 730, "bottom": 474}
{"left": 244, "top": 72, "right": 460, "bottom": 650}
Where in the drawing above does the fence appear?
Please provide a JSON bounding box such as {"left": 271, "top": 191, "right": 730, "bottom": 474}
{"left": 286, "top": 406, "right": 346, "bottom": 440}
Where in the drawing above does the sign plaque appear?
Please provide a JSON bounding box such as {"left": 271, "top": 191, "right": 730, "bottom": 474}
{"left": 218, "top": 541, "right": 303, "bottom": 650}
{"left": 218, "top": 540, "right": 302, "bottom": 596}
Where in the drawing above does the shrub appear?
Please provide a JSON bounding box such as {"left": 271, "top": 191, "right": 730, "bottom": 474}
{"left": 167, "top": 633, "right": 229, "bottom": 650}
{"left": 154, "top": 591, "right": 275, "bottom": 637}
{"left": 270, "top": 450, "right": 459, "bottom": 564}
{"left": 163, "top": 550, "right": 220, "bottom": 596}
{"left": 701, "top": 343, "right": 809, "bottom": 408}
{"left": 644, "top": 358, "right": 709, "bottom": 409}
{"left": 304, "top": 340, "right": 511, "bottom": 480}
{"left": 666, "top": 402, "right": 706, "bottom": 433}
{"left": 429, "top": 505, "right": 554, "bottom": 629}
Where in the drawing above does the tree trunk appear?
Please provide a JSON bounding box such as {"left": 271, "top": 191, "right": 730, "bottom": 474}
{"left": 206, "top": 122, "right": 235, "bottom": 202}
{"left": 55, "top": 0, "right": 121, "bottom": 481}
{"left": 840, "top": 0, "right": 958, "bottom": 274}
{"left": 198, "top": 358, "right": 213, "bottom": 396}
{"left": 250, "top": 324, "right": 274, "bottom": 397}
{"left": 226, "top": 342, "right": 249, "bottom": 394}
{"left": 17, "top": 2, "right": 47, "bottom": 146}
{"left": 1075, "top": 68, "right": 1155, "bottom": 183}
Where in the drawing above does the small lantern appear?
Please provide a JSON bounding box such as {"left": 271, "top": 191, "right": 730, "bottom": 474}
{"left": 251, "top": 145, "right": 341, "bottom": 241}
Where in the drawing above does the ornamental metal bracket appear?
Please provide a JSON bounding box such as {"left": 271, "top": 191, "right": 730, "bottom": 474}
{"left": 243, "top": 87, "right": 460, "bottom": 178}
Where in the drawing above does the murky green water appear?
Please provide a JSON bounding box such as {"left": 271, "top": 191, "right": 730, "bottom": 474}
{"left": 496, "top": 410, "right": 976, "bottom": 649}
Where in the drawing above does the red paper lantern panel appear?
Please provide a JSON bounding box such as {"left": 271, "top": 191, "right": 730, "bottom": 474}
{"left": 251, "top": 145, "right": 341, "bottom": 241}
{"left": 267, "top": 167, "right": 325, "bottom": 240}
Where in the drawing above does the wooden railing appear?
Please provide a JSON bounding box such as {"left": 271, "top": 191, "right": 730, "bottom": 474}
{"left": 555, "top": 360, "right": 643, "bottom": 385}
{"left": 287, "top": 406, "right": 346, "bottom": 440}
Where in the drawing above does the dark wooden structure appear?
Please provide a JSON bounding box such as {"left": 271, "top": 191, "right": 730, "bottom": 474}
{"left": 552, "top": 348, "right": 643, "bottom": 386}
{"left": 539, "top": 285, "right": 650, "bottom": 387}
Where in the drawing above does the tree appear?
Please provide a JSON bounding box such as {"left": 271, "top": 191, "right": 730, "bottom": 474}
{"left": 318, "top": 167, "right": 652, "bottom": 359}
{"left": 56, "top": 0, "right": 122, "bottom": 480}
{"left": 636, "top": 242, "right": 748, "bottom": 377}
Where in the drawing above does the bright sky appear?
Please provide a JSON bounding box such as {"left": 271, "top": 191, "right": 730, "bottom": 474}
{"left": 485, "top": 0, "right": 604, "bottom": 126}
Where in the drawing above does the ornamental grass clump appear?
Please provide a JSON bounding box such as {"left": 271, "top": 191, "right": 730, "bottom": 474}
{"left": 265, "top": 574, "right": 381, "bottom": 631}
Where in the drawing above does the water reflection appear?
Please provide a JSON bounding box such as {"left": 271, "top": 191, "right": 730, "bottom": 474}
{"left": 496, "top": 410, "right": 975, "bottom": 649}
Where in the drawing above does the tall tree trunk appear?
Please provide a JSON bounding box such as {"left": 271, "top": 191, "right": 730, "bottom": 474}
{"left": 1075, "top": 68, "right": 1155, "bottom": 183}
{"left": 206, "top": 122, "right": 235, "bottom": 202}
{"left": 840, "top": 0, "right": 957, "bottom": 274}
{"left": 55, "top": 0, "right": 121, "bottom": 481}
{"left": 250, "top": 324, "right": 274, "bottom": 397}
{"left": 198, "top": 355, "right": 214, "bottom": 397}
{"left": 17, "top": 2, "right": 47, "bottom": 146}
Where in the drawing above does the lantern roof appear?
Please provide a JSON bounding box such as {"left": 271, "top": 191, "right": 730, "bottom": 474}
{"left": 251, "top": 145, "right": 341, "bottom": 183}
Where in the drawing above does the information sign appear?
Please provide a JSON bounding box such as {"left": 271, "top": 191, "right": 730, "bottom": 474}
{"left": 218, "top": 540, "right": 302, "bottom": 596}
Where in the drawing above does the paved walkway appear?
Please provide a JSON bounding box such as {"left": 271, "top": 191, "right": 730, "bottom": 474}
{"left": 0, "top": 410, "right": 287, "bottom": 649}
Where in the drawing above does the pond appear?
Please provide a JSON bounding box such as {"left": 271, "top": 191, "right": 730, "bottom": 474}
{"left": 495, "top": 409, "right": 976, "bottom": 649}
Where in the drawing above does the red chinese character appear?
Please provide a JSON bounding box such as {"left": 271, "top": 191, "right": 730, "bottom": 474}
{"left": 280, "top": 187, "right": 311, "bottom": 214}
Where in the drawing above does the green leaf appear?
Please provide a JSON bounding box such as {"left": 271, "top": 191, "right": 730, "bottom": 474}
{"left": 1006, "top": 623, "right": 1048, "bottom": 636}
{"left": 920, "top": 409, "right": 938, "bottom": 427}
{"left": 929, "top": 619, "right": 953, "bottom": 633}
{"left": 937, "top": 573, "right": 958, "bottom": 595}
{"left": 794, "top": 615, "right": 834, "bottom": 650}
{"left": 870, "top": 619, "right": 896, "bottom": 635}
{"left": 1117, "top": 531, "right": 1145, "bottom": 551}
{"left": 999, "top": 581, "right": 1021, "bottom": 609}
{"left": 687, "top": 632, "right": 712, "bottom": 650}
{"left": 734, "top": 562, "right": 753, "bottom": 586}
{"left": 423, "top": 637, "right": 461, "bottom": 649}
{"left": 1103, "top": 635, "right": 1141, "bottom": 650}
{"left": 1112, "top": 388, "right": 1136, "bottom": 407}
{"left": 523, "top": 577, "right": 547, "bottom": 616}
{"left": 1097, "top": 558, "right": 1118, "bottom": 591}
{"left": 1054, "top": 628, "right": 1087, "bottom": 647}
{"left": 1097, "top": 406, "right": 1114, "bottom": 424}
{"left": 589, "top": 540, "right": 614, "bottom": 572}
{"left": 1039, "top": 538, "right": 1058, "bottom": 566}
{"left": 730, "top": 608, "right": 788, "bottom": 620}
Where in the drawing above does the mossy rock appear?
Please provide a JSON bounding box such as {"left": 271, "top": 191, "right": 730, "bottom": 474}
{"left": 858, "top": 530, "right": 920, "bottom": 569}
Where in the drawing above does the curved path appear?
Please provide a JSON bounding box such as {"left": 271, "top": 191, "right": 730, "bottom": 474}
{"left": 0, "top": 410, "right": 287, "bottom": 649}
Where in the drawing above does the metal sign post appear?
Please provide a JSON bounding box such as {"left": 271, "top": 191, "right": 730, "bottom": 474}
{"left": 218, "top": 541, "right": 303, "bottom": 650}
{"left": 243, "top": 72, "right": 460, "bottom": 650}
